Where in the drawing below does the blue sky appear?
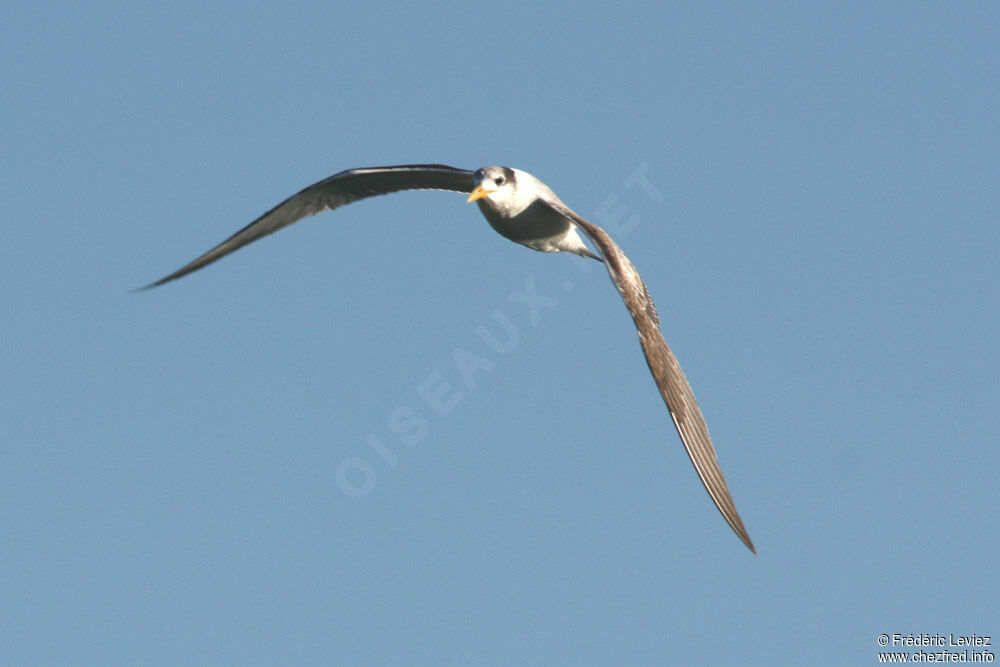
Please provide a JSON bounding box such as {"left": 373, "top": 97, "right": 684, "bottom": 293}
{"left": 3, "top": 2, "right": 998, "bottom": 664}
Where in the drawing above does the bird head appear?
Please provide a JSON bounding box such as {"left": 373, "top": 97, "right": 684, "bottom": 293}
{"left": 467, "top": 166, "right": 517, "bottom": 203}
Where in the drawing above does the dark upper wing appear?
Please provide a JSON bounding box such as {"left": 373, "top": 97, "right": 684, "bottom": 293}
{"left": 142, "top": 164, "right": 475, "bottom": 288}
{"left": 546, "top": 200, "right": 756, "bottom": 553}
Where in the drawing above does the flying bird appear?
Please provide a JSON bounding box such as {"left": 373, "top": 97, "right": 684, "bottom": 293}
{"left": 145, "top": 164, "right": 756, "bottom": 553}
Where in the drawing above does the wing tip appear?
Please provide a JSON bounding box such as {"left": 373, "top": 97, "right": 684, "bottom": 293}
{"left": 131, "top": 281, "right": 159, "bottom": 293}
{"left": 133, "top": 272, "right": 178, "bottom": 292}
{"left": 727, "top": 513, "right": 756, "bottom": 554}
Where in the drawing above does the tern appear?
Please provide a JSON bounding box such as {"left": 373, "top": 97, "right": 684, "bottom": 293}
{"left": 145, "top": 164, "right": 756, "bottom": 553}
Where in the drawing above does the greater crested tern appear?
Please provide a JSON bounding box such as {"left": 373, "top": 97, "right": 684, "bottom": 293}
{"left": 145, "top": 164, "right": 756, "bottom": 553}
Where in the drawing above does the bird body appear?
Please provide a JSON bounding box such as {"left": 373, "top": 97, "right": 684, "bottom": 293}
{"left": 471, "top": 167, "right": 599, "bottom": 260}
{"left": 145, "top": 163, "right": 756, "bottom": 553}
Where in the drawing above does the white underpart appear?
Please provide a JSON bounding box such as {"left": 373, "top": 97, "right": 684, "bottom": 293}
{"left": 529, "top": 225, "right": 593, "bottom": 255}
{"left": 477, "top": 168, "right": 595, "bottom": 258}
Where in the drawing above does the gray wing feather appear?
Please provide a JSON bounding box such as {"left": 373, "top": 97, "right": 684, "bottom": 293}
{"left": 547, "top": 200, "right": 756, "bottom": 553}
{"left": 143, "top": 164, "right": 475, "bottom": 288}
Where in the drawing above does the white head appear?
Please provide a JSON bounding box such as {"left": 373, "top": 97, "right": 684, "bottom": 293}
{"left": 466, "top": 166, "right": 518, "bottom": 204}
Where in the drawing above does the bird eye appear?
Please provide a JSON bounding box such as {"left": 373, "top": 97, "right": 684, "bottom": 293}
{"left": 494, "top": 176, "right": 505, "bottom": 185}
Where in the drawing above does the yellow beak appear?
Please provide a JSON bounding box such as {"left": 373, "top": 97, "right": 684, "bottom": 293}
{"left": 466, "top": 184, "right": 494, "bottom": 202}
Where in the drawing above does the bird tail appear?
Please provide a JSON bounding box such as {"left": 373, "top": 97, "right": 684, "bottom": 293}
{"left": 577, "top": 247, "right": 604, "bottom": 262}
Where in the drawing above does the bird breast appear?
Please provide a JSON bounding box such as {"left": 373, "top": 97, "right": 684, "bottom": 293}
{"left": 476, "top": 197, "right": 574, "bottom": 249}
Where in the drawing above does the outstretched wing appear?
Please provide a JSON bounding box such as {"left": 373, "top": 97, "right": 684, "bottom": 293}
{"left": 143, "top": 164, "right": 475, "bottom": 288}
{"left": 548, "top": 201, "right": 756, "bottom": 553}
